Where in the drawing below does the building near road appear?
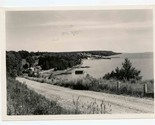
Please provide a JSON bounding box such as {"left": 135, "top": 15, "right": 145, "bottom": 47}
{"left": 75, "top": 70, "right": 84, "bottom": 74}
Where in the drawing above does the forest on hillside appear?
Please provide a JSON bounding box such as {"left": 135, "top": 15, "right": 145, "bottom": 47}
{"left": 6, "top": 50, "right": 120, "bottom": 77}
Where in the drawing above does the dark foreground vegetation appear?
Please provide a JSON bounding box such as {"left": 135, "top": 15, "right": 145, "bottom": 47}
{"left": 7, "top": 77, "right": 76, "bottom": 115}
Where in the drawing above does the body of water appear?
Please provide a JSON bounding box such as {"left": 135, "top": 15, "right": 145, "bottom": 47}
{"left": 58, "top": 53, "right": 154, "bottom": 80}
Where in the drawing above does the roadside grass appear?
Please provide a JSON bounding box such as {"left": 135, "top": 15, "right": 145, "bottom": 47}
{"left": 72, "top": 96, "right": 112, "bottom": 114}
{"left": 25, "top": 75, "right": 154, "bottom": 98}
{"left": 7, "top": 77, "right": 77, "bottom": 115}
{"left": 56, "top": 77, "right": 153, "bottom": 97}
{"left": 7, "top": 77, "right": 112, "bottom": 115}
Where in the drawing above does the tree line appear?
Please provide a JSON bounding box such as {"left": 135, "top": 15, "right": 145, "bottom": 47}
{"left": 6, "top": 50, "right": 120, "bottom": 78}
{"left": 6, "top": 50, "right": 82, "bottom": 77}
{"left": 38, "top": 54, "right": 81, "bottom": 70}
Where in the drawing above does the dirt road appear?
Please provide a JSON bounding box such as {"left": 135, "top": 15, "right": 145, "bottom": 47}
{"left": 16, "top": 77, "right": 154, "bottom": 114}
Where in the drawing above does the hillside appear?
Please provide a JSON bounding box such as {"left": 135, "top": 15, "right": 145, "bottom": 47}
{"left": 6, "top": 50, "right": 120, "bottom": 77}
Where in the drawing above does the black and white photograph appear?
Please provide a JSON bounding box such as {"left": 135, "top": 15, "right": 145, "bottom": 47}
{"left": 2, "top": 6, "right": 155, "bottom": 119}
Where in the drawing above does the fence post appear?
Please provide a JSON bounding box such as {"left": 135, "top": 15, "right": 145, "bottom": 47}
{"left": 143, "top": 83, "right": 147, "bottom": 96}
{"left": 117, "top": 81, "right": 120, "bottom": 94}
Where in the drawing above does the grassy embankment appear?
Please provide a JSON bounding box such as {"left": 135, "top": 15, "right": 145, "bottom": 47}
{"left": 26, "top": 75, "right": 154, "bottom": 98}
{"left": 7, "top": 77, "right": 77, "bottom": 115}
{"left": 7, "top": 77, "right": 111, "bottom": 115}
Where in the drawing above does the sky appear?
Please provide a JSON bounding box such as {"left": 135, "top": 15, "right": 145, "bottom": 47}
{"left": 6, "top": 9, "right": 153, "bottom": 53}
{"left": 2, "top": 0, "right": 155, "bottom": 7}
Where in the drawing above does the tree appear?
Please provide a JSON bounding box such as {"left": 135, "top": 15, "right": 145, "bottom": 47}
{"left": 18, "top": 50, "right": 29, "bottom": 58}
{"left": 6, "top": 51, "right": 22, "bottom": 77}
{"left": 121, "top": 58, "right": 142, "bottom": 80}
{"left": 26, "top": 56, "right": 35, "bottom": 67}
{"left": 103, "top": 58, "right": 142, "bottom": 81}
{"left": 23, "top": 63, "right": 29, "bottom": 69}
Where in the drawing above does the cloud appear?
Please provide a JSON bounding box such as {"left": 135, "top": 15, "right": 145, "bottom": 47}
{"left": 6, "top": 10, "right": 153, "bottom": 52}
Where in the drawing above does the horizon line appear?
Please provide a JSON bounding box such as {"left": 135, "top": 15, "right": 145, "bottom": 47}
{"left": 6, "top": 49, "right": 154, "bottom": 54}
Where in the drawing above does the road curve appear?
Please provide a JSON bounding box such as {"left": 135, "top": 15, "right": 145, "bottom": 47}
{"left": 16, "top": 77, "right": 154, "bottom": 114}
